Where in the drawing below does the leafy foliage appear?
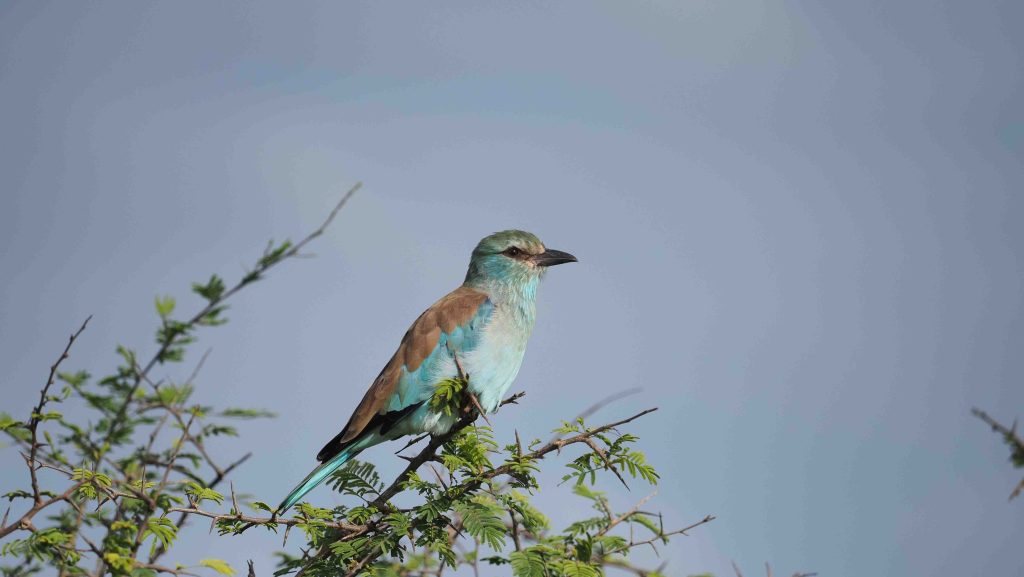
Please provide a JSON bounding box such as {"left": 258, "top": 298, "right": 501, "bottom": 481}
{"left": 1, "top": 186, "right": 714, "bottom": 577}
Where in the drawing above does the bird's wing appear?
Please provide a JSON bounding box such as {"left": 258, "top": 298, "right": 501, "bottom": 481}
{"left": 316, "top": 285, "right": 493, "bottom": 462}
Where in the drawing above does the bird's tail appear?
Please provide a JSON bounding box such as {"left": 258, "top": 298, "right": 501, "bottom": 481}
{"left": 277, "top": 448, "right": 360, "bottom": 514}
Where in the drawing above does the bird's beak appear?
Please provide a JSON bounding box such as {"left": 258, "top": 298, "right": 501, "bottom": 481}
{"left": 532, "top": 248, "right": 578, "bottom": 267}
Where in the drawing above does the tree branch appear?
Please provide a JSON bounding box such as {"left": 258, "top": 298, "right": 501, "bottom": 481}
{"left": 972, "top": 407, "right": 1024, "bottom": 500}
{"left": 98, "top": 183, "right": 361, "bottom": 460}
{"left": 27, "top": 316, "right": 92, "bottom": 504}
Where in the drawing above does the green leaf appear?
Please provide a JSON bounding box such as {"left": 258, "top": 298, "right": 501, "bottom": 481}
{"left": 2, "top": 489, "right": 33, "bottom": 501}
{"left": 57, "top": 370, "right": 90, "bottom": 387}
{"left": 329, "top": 460, "right": 384, "bottom": 498}
{"left": 257, "top": 241, "right": 293, "bottom": 269}
{"left": 628, "top": 513, "right": 662, "bottom": 537}
{"left": 505, "top": 491, "right": 550, "bottom": 533}
{"left": 560, "top": 560, "right": 599, "bottom": 577}
{"left": 346, "top": 505, "right": 376, "bottom": 525}
{"left": 200, "top": 559, "right": 236, "bottom": 576}
{"left": 155, "top": 295, "right": 176, "bottom": 318}
{"left": 220, "top": 408, "right": 276, "bottom": 419}
{"left": 249, "top": 501, "right": 274, "bottom": 513}
{"left": 0, "top": 412, "right": 25, "bottom": 431}
{"left": 143, "top": 517, "right": 178, "bottom": 552}
{"left": 509, "top": 550, "right": 546, "bottom": 577}
{"left": 430, "top": 377, "right": 467, "bottom": 417}
{"left": 454, "top": 499, "right": 506, "bottom": 551}
{"left": 184, "top": 482, "right": 225, "bottom": 505}
{"left": 192, "top": 275, "right": 226, "bottom": 302}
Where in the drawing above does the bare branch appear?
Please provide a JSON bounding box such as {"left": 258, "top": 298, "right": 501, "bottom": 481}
{"left": 604, "top": 514, "right": 716, "bottom": 557}
{"left": 596, "top": 491, "right": 657, "bottom": 538}
{"left": 27, "top": 315, "right": 92, "bottom": 504}
{"left": 99, "top": 183, "right": 362, "bottom": 459}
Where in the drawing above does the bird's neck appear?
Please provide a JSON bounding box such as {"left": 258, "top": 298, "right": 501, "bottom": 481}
{"left": 467, "top": 276, "right": 540, "bottom": 327}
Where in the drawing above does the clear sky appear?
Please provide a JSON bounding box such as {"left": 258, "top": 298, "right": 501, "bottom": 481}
{"left": 2, "top": 2, "right": 1022, "bottom": 576}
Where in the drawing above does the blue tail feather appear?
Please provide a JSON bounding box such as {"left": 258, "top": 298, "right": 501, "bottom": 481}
{"left": 277, "top": 448, "right": 358, "bottom": 513}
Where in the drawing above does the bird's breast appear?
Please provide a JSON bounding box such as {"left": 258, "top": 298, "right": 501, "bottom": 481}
{"left": 461, "top": 306, "right": 533, "bottom": 413}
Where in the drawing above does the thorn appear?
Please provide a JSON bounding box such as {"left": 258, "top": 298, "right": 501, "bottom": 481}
{"left": 394, "top": 433, "right": 430, "bottom": 455}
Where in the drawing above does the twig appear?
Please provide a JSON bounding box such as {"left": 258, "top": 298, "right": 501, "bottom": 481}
{"left": 596, "top": 491, "right": 658, "bottom": 538}
{"left": 583, "top": 437, "right": 630, "bottom": 490}
{"left": 971, "top": 407, "right": 1024, "bottom": 500}
{"left": 477, "top": 408, "right": 658, "bottom": 485}
{"left": 394, "top": 433, "right": 430, "bottom": 455}
{"left": 575, "top": 387, "right": 643, "bottom": 422}
{"left": 546, "top": 387, "right": 643, "bottom": 445}
{"left": 454, "top": 353, "right": 491, "bottom": 427}
{"left": 184, "top": 348, "right": 213, "bottom": 385}
{"left": 343, "top": 552, "right": 376, "bottom": 577}
{"left": 604, "top": 514, "right": 716, "bottom": 557}
{"left": 27, "top": 316, "right": 92, "bottom": 504}
{"left": 509, "top": 509, "right": 522, "bottom": 552}
{"left": 466, "top": 391, "right": 492, "bottom": 427}
{"left": 0, "top": 481, "right": 88, "bottom": 539}
{"left": 165, "top": 505, "right": 366, "bottom": 533}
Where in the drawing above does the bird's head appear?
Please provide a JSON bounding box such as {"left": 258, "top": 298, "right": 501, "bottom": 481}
{"left": 464, "top": 230, "right": 577, "bottom": 290}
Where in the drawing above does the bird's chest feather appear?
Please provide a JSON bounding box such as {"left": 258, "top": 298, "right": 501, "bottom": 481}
{"left": 460, "top": 304, "right": 534, "bottom": 412}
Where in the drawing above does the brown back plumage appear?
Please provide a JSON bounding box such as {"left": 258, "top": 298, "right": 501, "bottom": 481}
{"left": 316, "top": 286, "right": 490, "bottom": 462}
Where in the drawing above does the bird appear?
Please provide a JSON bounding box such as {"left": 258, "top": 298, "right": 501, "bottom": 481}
{"left": 277, "top": 230, "right": 577, "bottom": 512}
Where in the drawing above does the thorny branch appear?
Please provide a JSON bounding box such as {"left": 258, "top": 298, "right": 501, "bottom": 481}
{"left": 28, "top": 315, "right": 92, "bottom": 505}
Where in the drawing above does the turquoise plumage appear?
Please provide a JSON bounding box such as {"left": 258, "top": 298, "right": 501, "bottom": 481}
{"left": 278, "top": 230, "right": 576, "bottom": 512}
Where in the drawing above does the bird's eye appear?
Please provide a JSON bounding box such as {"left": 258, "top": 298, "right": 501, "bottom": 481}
{"left": 504, "top": 246, "right": 522, "bottom": 257}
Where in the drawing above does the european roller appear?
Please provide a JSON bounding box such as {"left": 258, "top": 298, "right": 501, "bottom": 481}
{"left": 278, "top": 230, "right": 576, "bottom": 512}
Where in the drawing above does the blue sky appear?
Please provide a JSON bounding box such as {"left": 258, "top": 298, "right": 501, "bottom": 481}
{"left": 1, "top": 2, "right": 1022, "bottom": 575}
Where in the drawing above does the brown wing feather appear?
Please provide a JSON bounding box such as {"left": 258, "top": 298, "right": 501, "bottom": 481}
{"left": 316, "top": 286, "right": 489, "bottom": 462}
